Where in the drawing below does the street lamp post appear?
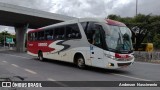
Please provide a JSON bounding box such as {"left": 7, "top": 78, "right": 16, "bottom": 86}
{"left": 136, "top": 0, "right": 138, "bottom": 16}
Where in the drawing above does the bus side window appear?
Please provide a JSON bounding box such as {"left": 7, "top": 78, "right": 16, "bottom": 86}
{"left": 28, "top": 33, "right": 32, "bottom": 41}
{"left": 85, "top": 22, "right": 103, "bottom": 48}
{"left": 54, "top": 26, "right": 65, "bottom": 40}
{"left": 85, "top": 22, "right": 95, "bottom": 44}
{"left": 45, "top": 29, "right": 54, "bottom": 40}
{"left": 66, "top": 24, "right": 81, "bottom": 39}
{"left": 92, "top": 24, "right": 103, "bottom": 48}
{"left": 38, "top": 31, "right": 45, "bottom": 40}
{"left": 80, "top": 22, "right": 87, "bottom": 31}
{"left": 31, "top": 33, "right": 33, "bottom": 41}
{"left": 66, "top": 26, "right": 72, "bottom": 39}
{"left": 32, "top": 33, "right": 35, "bottom": 41}
{"left": 33, "top": 32, "right": 38, "bottom": 41}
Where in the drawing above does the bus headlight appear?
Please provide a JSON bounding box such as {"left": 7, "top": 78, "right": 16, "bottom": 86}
{"left": 105, "top": 54, "right": 133, "bottom": 61}
{"left": 104, "top": 54, "right": 117, "bottom": 60}
{"left": 108, "top": 63, "right": 114, "bottom": 66}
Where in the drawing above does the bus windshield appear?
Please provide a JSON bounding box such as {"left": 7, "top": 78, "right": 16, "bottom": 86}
{"left": 105, "top": 25, "right": 133, "bottom": 53}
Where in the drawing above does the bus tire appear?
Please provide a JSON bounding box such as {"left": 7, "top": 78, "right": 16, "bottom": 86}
{"left": 76, "top": 55, "right": 85, "bottom": 69}
{"left": 38, "top": 51, "right": 44, "bottom": 61}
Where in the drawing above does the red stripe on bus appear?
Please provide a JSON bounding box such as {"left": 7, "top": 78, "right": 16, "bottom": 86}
{"left": 27, "top": 40, "right": 55, "bottom": 54}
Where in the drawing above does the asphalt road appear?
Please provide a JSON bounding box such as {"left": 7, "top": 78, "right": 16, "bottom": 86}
{"left": 0, "top": 50, "right": 160, "bottom": 90}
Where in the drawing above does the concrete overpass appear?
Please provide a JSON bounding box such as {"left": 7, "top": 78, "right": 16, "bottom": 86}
{"left": 0, "top": 2, "right": 76, "bottom": 52}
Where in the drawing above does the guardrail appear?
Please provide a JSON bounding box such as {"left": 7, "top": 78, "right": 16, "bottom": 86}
{"left": 0, "top": 46, "right": 16, "bottom": 51}
{"left": 134, "top": 51, "right": 160, "bottom": 62}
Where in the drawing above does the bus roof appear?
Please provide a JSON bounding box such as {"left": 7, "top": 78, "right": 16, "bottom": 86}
{"left": 106, "top": 19, "right": 126, "bottom": 26}
{"left": 28, "top": 28, "right": 42, "bottom": 33}
{"left": 78, "top": 18, "right": 126, "bottom": 26}
{"left": 28, "top": 18, "right": 126, "bottom": 33}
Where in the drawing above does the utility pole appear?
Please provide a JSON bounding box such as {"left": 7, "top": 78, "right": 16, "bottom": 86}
{"left": 136, "top": 0, "right": 138, "bottom": 16}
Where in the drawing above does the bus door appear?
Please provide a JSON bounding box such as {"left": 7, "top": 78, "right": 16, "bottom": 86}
{"left": 90, "top": 45, "right": 104, "bottom": 67}
{"left": 82, "top": 22, "right": 106, "bottom": 67}
{"left": 90, "top": 24, "right": 105, "bottom": 67}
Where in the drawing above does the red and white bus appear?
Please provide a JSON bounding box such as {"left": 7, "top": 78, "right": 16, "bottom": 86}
{"left": 27, "top": 18, "right": 134, "bottom": 69}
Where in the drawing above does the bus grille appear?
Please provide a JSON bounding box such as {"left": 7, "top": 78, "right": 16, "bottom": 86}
{"left": 117, "top": 57, "right": 133, "bottom": 61}
{"left": 118, "top": 62, "right": 131, "bottom": 67}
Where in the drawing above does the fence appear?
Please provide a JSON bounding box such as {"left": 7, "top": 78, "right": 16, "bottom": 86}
{"left": 134, "top": 51, "right": 160, "bottom": 61}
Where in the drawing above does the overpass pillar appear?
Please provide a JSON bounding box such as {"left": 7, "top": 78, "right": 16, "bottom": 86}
{"left": 15, "top": 24, "right": 29, "bottom": 52}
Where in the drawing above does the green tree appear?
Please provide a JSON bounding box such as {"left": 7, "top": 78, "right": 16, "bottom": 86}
{"left": 0, "top": 31, "right": 15, "bottom": 45}
{"left": 153, "top": 34, "right": 160, "bottom": 49}
{"left": 107, "top": 14, "right": 121, "bottom": 21}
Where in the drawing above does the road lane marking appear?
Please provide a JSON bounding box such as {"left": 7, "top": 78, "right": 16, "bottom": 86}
{"left": 3, "top": 54, "right": 30, "bottom": 59}
{"left": 135, "top": 62, "right": 160, "bottom": 66}
{"left": 111, "top": 73, "right": 151, "bottom": 81}
{"left": 24, "top": 69, "right": 37, "bottom": 74}
{"left": 47, "top": 78, "right": 68, "bottom": 87}
{"left": 47, "top": 78, "right": 56, "bottom": 81}
{"left": 11, "top": 64, "right": 19, "bottom": 68}
{"left": 2, "top": 61, "right": 8, "bottom": 63}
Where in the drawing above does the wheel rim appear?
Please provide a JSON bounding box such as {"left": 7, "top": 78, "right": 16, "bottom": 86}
{"left": 77, "top": 58, "right": 84, "bottom": 67}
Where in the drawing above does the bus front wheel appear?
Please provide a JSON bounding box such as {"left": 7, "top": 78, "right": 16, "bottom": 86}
{"left": 76, "top": 56, "right": 85, "bottom": 69}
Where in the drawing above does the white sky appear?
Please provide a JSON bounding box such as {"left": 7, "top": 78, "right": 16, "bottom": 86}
{"left": 0, "top": 0, "right": 160, "bottom": 34}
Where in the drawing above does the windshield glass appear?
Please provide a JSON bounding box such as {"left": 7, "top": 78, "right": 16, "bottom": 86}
{"left": 105, "top": 25, "right": 133, "bottom": 53}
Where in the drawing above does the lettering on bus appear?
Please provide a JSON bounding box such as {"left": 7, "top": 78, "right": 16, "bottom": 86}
{"left": 29, "top": 44, "right": 33, "bottom": 46}
{"left": 38, "top": 43, "right": 48, "bottom": 47}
